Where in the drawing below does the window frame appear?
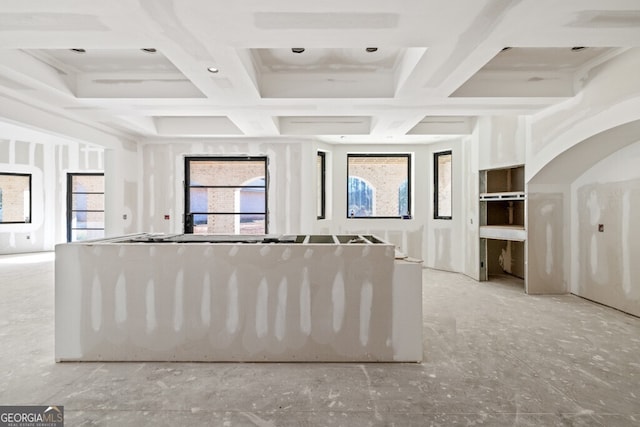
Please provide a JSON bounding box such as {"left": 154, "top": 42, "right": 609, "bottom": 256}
{"left": 346, "top": 153, "right": 411, "bottom": 219}
{"left": 433, "top": 150, "right": 453, "bottom": 220}
{"left": 66, "top": 172, "right": 105, "bottom": 242}
{"left": 317, "top": 151, "right": 326, "bottom": 220}
{"left": 0, "top": 172, "right": 32, "bottom": 224}
{"left": 184, "top": 156, "right": 269, "bottom": 235}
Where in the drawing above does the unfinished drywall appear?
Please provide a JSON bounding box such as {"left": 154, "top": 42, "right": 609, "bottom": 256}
{"left": 142, "top": 138, "right": 467, "bottom": 269}
{"left": 477, "top": 115, "right": 526, "bottom": 170}
{"left": 55, "top": 238, "right": 423, "bottom": 362}
{"left": 526, "top": 192, "right": 565, "bottom": 294}
{"left": 571, "top": 141, "right": 640, "bottom": 317}
{"left": 140, "top": 139, "right": 313, "bottom": 236}
{"left": 426, "top": 139, "right": 467, "bottom": 272}
{"left": 528, "top": 49, "right": 640, "bottom": 180}
{"left": 462, "top": 124, "right": 480, "bottom": 280}
{"left": 104, "top": 146, "right": 139, "bottom": 237}
{"left": 525, "top": 50, "right": 640, "bottom": 301}
{"left": 0, "top": 126, "right": 106, "bottom": 254}
{"left": 472, "top": 116, "right": 526, "bottom": 282}
{"left": 323, "top": 140, "right": 465, "bottom": 269}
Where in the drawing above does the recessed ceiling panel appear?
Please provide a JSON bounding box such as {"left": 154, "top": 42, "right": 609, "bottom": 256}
{"left": 250, "top": 48, "right": 411, "bottom": 98}
{"left": 481, "top": 47, "right": 613, "bottom": 71}
{"left": 254, "top": 48, "right": 400, "bottom": 73}
{"left": 23, "top": 49, "right": 205, "bottom": 99}
{"left": 452, "top": 47, "right": 615, "bottom": 98}
{"left": 569, "top": 10, "right": 640, "bottom": 28}
{"left": 154, "top": 116, "right": 243, "bottom": 136}
{"left": 279, "top": 116, "right": 371, "bottom": 135}
{"left": 253, "top": 12, "right": 399, "bottom": 29}
{"left": 0, "top": 13, "right": 108, "bottom": 31}
{"left": 28, "top": 49, "right": 180, "bottom": 73}
{"left": 408, "top": 116, "right": 474, "bottom": 135}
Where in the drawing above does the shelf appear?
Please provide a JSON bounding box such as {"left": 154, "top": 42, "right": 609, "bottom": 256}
{"left": 480, "top": 225, "right": 526, "bottom": 242}
{"left": 479, "top": 165, "right": 526, "bottom": 283}
{"left": 479, "top": 191, "right": 525, "bottom": 201}
{"left": 482, "top": 165, "right": 525, "bottom": 193}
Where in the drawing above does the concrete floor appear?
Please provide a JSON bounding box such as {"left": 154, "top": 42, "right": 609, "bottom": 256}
{"left": 1, "top": 253, "right": 639, "bottom": 426}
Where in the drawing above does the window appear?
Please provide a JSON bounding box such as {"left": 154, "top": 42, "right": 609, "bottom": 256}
{"left": 347, "top": 154, "right": 411, "bottom": 218}
{"left": 185, "top": 157, "right": 268, "bottom": 235}
{"left": 434, "top": 151, "right": 452, "bottom": 219}
{"left": 317, "top": 151, "right": 326, "bottom": 219}
{"left": 0, "top": 173, "right": 31, "bottom": 224}
{"left": 67, "top": 173, "right": 105, "bottom": 242}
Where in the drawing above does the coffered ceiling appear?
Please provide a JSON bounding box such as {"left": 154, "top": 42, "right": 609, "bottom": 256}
{"left": 0, "top": 0, "right": 639, "bottom": 144}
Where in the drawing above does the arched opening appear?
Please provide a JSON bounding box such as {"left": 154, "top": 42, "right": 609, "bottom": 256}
{"left": 527, "top": 119, "right": 640, "bottom": 317}
{"left": 348, "top": 176, "right": 375, "bottom": 217}
{"left": 234, "top": 176, "right": 266, "bottom": 234}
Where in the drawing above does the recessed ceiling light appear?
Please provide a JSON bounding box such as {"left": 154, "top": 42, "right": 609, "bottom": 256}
{"left": 70, "top": 48, "right": 86, "bottom": 53}
{"left": 207, "top": 67, "right": 219, "bottom": 73}
{"left": 571, "top": 46, "right": 587, "bottom": 51}
{"left": 291, "top": 47, "right": 305, "bottom": 54}
{"left": 365, "top": 47, "right": 378, "bottom": 53}
{"left": 141, "top": 48, "right": 157, "bottom": 53}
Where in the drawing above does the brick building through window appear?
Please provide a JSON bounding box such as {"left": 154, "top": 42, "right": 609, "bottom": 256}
{"left": 347, "top": 154, "right": 410, "bottom": 218}
{"left": 185, "top": 157, "right": 268, "bottom": 235}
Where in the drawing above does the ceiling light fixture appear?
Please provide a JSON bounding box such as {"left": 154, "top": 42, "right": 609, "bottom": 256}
{"left": 141, "top": 48, "right": 157, "bottom": 53}
{"left": 571, "top": 46, "right": 586, "bottom": 51}
{"left": 70, "top": 48, "right": 86, "bottom": 53}
{"left": 207, "top": 66, "right": 219, "bottom": 73}
{"left": 291, "top": 47, "right": 305, "bottom": 54}
{"left": 365, "top": 47, "right": 378, "bottom": 53}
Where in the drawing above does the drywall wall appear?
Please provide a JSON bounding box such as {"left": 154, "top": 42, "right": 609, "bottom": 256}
{"left": 422, "top": 138, "right": 462, "bottom": 273}
{"left": 462, "top": 125, "right": 480, "bottom": 280}
{"left": 528, "top": 48, "right": 640, "bottom": 181}
{"left": 526, "top": 190, "right": 566, "bottom": 294}
{"left": 477, "top": 115, "right": 526, "bottom": 170}
{"left": 140, "top": 139, "right": 313, "bottom": 236}
{"left": 104, "top": 146, "right": 140, "bottom": 237}
{"left": 141, "top": 138, "right": 468, "bottom": 270}
{"left": 324, "top": 140, "right": 465, "bottom": 269}
{"left": 525, "top": 49, "right": 640, "bottom": 301}
{"left": 0, "top": 125, "right": 105, "bottom": 254}
{"left": 570, "top": 141, "right": 640, "bottom": 317}
{"left": 468, "top": 116, "right": 526, "bottom": 282}
{"left": 55, "top": 239, "right": 423, "bottom": 362}
{"left": 527, "top": 123, "right": 640, "bottom": 302}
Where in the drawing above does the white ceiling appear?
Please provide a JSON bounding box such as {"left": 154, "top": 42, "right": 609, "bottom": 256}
{"left": 0, "top": 0, "right": 639, "bottom": 144}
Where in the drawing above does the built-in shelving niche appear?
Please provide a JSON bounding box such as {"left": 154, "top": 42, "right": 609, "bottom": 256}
{"left": 479, "top": 165, "right": 526, "bottom": 286}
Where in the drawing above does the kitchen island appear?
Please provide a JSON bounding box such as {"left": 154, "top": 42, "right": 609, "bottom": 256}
{"left": 55, "top": 234, "right": 422, "bottom": 362}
